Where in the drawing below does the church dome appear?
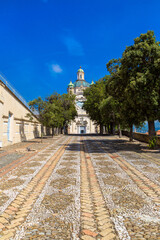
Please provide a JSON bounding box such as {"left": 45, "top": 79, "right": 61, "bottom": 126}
{"left": 74, "top": 80, "right": 90, "bottom": 88}
{"left": 68, "top": 81, "right": 74, "bottom": 87}
{"left": 77, "top": 66, "right": 84, "bottom": 73}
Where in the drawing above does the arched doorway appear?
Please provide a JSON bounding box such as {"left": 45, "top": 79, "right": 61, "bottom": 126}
{"left": 80, "top": 126, "right": 86, "bottom": 134}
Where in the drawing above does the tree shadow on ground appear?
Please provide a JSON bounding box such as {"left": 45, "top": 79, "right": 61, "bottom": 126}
{"left": 66, "top": 134, "right": 160, "bottom": 157}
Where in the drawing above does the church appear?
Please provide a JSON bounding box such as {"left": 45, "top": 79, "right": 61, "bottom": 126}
{"left": 67, "top": 67, "right": 96, "bottom": 134}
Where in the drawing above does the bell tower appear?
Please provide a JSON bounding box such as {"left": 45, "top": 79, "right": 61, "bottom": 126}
{"left": 67, "top": 81, "right": 74, "bottom": 94}
{"left": 77, "top": 66, "right": 84, "bottom": 80}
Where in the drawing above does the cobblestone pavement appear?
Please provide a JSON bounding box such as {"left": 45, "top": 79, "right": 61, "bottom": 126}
{"left": 0, "top": 135, "right": 159, "bottom": 239}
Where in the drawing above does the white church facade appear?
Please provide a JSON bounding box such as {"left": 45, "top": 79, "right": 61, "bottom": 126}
{"left": 67, "top": 67, "right": 97, "bottom": 134}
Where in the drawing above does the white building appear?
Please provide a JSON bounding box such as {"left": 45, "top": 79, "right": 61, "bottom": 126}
{"left": 67, "top": 67, "right": 96, "bottom": 134}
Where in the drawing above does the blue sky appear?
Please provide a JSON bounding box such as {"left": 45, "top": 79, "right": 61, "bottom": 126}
{"left": 1, "top": 0, "right": 160, "bottom": 102}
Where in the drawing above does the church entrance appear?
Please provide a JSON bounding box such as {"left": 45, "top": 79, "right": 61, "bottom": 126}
{"left": 80, "top": 126, "right": 86, "bottom": 134}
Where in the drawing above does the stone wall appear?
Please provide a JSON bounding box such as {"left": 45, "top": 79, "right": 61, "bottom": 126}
{"left": 122, "top": 131, "right": 160, "bottom": 146}
{"left": 0, "top": 80, "right": 42, "bottom": 147}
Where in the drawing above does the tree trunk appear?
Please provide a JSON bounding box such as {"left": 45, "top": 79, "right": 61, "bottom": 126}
{"left": 110, "top": 123, "right": 113, "bottom": 134}
{"left": 100, "top": 123, "right": 103, "bottom": 135}
{"left": 107, "top": 124, "right": 110, "bottom": 134}
{"left": 52, "top": 126, "right": 54, "bottom": 137}
{"left": 118, "top": 123, "right": 122, "bottom": 138}
{"left": 104, "top": 125, "right": 107, "bottom": 134}
{"left": 148, "top": 120, "right": 156, "bottom": 138}
{"left": 129, "top": 125, "right": 133, "bottom": 142}
{"left": 112, "top": 122, "right": 115, "bottom": 135}
{"left": 64, "top": 125, "right": 68, "bottom": 135}
{"left": 110, "top": 122, "right": 115, "bottom": 134}
{"left": 41, "top": 124, "right": 43, "bottom": 143}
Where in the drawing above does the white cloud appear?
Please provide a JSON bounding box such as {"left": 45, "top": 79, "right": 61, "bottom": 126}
{"left": 62, "top": 36, "right": 84, "bottom": 56}
{"left": 51, "top": 64, "right": 63, "bottom": 73}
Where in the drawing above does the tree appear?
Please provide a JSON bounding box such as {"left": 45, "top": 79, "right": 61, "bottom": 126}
{"left": 29, "top": 93, "right": 77, "bottom": 136}
{"left": 100, "top": 96, "right": 122, "bottom": 136}
{"left": 83, "top": 79, "right": 106, "bottom": 135}
{"left": 28, "top": 97, "right": 46, "bottom": 141}
{"left": 44, "top": 93, "right": 64, "bottom": 135}
{"left": 100, "top": 72, "right": 123, "bottom": 136}
{"left": 28, "top": 97, "right": 45, "bottom": 123}
{"left": 106, "top": 58, "right": 144, "bottom": 141}
{"left": 61, "top": 93, "right": 77, "bottom": 134}
{"left": 120, "top": 31, "right": 160, "bottom": 138}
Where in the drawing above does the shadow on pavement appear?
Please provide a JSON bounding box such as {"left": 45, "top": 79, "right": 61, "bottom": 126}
{"left": 65, "top": 134, "right": 160, "bottom": 157}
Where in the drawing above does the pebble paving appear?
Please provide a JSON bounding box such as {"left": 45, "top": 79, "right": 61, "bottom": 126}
{"left": 0, "top": 135, "right": 159, "bottom": 239}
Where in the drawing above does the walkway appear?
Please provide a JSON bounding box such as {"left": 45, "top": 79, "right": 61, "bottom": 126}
{"left": 0, "top": 135, "right": 159, "bottom": 239}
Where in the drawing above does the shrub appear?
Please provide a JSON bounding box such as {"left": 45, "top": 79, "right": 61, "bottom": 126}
{"left": 148, "top": 136, "right": 157, "bottom": 149}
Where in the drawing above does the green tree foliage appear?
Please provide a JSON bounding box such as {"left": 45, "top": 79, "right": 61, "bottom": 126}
{"left": 28, "top": 97, "right": 46, "bottom": 141}
{"left": 28, "top": 97, "right": 45, "bottom": 123}
{"left": 106, "top": 58, "right": 145, "bottom": 141}
{"left": 100, "top": 96, "right": 121, "bottom": 136}
{"left": 104, "top": 31, "right": 160, "bottom": 140}
{"left": 61, "top": 93, "right": 77, "bottom": 133}
{"left": 44, "top": 93, "right": 64, "bottom": 134}
{"left": 104, "top": 61, "right": 124, "bottom": 136}
{"left": 29, "top": 93, "right": 77, "bottom": 135}
{"left": 83, "top": 79, "right": 106, "bottom": 134}
{"left": 120, "top": 30, "right": 160, "bottom": 137}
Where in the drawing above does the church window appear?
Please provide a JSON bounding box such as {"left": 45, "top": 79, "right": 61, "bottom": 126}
{"left": 80, "top": 74, "right": 82, "bottom": 79}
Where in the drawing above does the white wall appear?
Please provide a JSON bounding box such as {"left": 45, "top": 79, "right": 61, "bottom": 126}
{"left": 0, "top": 82, "right": 41, "bottom": 147}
